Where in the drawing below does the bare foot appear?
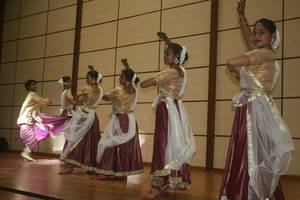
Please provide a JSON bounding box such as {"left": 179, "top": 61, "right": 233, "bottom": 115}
{"left": 58, "top": 168, "right": 73, "bottom": 175}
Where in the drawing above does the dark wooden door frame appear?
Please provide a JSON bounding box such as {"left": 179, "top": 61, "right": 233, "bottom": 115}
{"left": 206, "top": 0, "right": 219, "bottom": 171}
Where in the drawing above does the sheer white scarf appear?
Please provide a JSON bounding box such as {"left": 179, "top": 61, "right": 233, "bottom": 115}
{"left": 96, "top": 86, "right": 138, "bottom": 163}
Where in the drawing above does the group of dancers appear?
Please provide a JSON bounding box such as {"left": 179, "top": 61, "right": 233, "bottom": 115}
{"left": 15, "top": 1, "right": 294, "bottom": 199}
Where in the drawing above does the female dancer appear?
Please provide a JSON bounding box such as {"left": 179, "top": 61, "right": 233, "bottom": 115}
{"left": 95, "top": 58, "right": 143, "bottom": 180}
{"left": 58, "top": 76, "right": 76, "bottom": 117}
{"left": 59, "top": 66, "right": 103, "bottom": 174}
{"left": 219, "top": 1, "right": 294, "bottom": 199}
{"left": 17, "top": 80, "right": 69, "bottom": 161}
{"left": 140, "top": 32, "right": 196, "bottom": 199}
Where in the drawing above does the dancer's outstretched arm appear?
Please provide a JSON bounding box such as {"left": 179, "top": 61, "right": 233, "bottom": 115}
{"left": 237, "top": 0, "right": 256, "bottom": 50}
{"left": 141, "top": 32, "right": 172, "bottom": 88}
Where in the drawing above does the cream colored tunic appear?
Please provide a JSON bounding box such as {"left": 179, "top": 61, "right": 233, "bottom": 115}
{"left": 17, "top": 92, "right": 50, "bottom": 125}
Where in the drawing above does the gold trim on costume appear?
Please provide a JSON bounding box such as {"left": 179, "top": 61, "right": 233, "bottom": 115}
{"left": 65, "top": 159, "right": 143, "bottom": 177}
{"left": 150, "top": 170, "right": 191, "bottom": 190}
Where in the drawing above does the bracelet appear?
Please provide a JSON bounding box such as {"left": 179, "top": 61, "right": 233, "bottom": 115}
{"left": 240, "top": 21, "right": 248, "bottom": 25}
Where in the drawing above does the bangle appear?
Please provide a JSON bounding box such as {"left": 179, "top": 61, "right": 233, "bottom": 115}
{"left": 240, "top": 21, "right": 248, "bottom": 25}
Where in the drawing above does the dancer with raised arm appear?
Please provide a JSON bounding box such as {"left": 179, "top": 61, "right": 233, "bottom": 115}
{"left": 94, "top": 58, "right": 143, "bottom": 180}
{"left": 59, "top": 66, "right": 103, "bottom": 174}
{"left": 139, "top": 32, "right": 196, "bottom": 200}
{"left": 219, "top": 1, "right": 294, "bottom": 199}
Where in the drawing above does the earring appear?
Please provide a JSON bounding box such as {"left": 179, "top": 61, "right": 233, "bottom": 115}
{"left": 175, "top": 58, "right": 180, "bottom": 65}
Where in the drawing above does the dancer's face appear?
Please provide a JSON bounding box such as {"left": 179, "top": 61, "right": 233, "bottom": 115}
{"left": 119, "top": 74, "right": 128, "bottom": 86}
{"left": 164, "top": 48, "right": 179, "bottom": 66}
{"left": 86, "top": 75, "right": 95, "bottom": 85}
{"left": 29, "top": 82, "right": 37, "bottom": 92}
{"left": 65, "top": 80, "right": 73, "bottom": 88}
{"left": 252, "top": 23, "right": 274, "bottom": 49}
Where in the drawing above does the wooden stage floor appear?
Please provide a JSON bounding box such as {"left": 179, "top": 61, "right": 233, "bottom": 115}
{"left": 0, "top": 152, "right": 299, "bottom": 200}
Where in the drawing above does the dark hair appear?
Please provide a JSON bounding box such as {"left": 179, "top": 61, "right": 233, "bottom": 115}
{"left": 62, "top": 76, "right": 71, "bottom": 83}
{"left": 87, "top": 70, "right": 102, "bottom": 83}
{"left": 254, "top": 18, "right": 276, "bottom": 34}
{"left": 166, "top": 43, "right": 189, "bottom": 64}
{"left": 121, "top": 68, "right": 140, "bottom": 85}
{"left": 25, "top": 79, "right": 37, "bottom": 91}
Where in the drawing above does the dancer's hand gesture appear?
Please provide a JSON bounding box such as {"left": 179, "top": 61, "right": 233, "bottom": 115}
{"left": 157, "top": 32, "right": 171, "bottom": 45}
{"left": 121, "top": 58, "right": 129, "bottom": 68}
{"left": 157, "top": 32, "right": 167, "bottom": 39}
{"left": 237, "top": 0, "right": 246, "bottom": 15}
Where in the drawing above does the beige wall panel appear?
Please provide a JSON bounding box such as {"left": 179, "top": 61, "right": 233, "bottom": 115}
{"left": 191, "top": 136, "right": 206, "bottom": 167}
{"left": 3, "top": 20, "right": 19, "bottom": 41}
{"left": 162, "top": 0, "right": 200, "bottom": 9}
{"left": 99, "top": 77, "right": 115, "bottom": 97}
{"left": 4, "top": 0, "right": 20, "bottom": 20}
{"left": 284, "top": 19, "right": 300, "bottom": 58}
{"left": 48, "top": 5, "right": 76, "bottom": 33}
{"left": 46, "top": 30, "right": 75, "bottom": 57}
{"left": 0, "top": 129, "right": 11, "bottom": 148}
{"left": 216, "top": 65, "right": 240, "bottom": 100}
{"left": 215, "top": 101, "right": 235, "bottom": 135}
{"left": 219, "top": 0, "right": 282, "bottom": 30}
{"left": 218, "top": 29, "right": 248, "bottom": 65}
{"left": 272, "top": 61, "right": 282, "bottom": 98}
{"left": 135, "top": 103, "right": 155, "bottom": 134}
{"left": 161, "top": 2, "right": 210, "bottom": 38}
{"left": 80, "top": 22, "right": 117, "bottom": 52}
{"left": 95, "top": 104, "right": 112, "bottom": 132}
{"left": 11, "top": 129, "right": 25, "bottom": 151}
{"left": 82, "top": 0, "right": 118, "bottom": 26}
{"left": 214, "top": 136, "right": 230, "bottom": 169}
{"left": 283, "top": 58, "right": 300, "bottom": 97}
{"left": 116, "top": 42, "right": 159, "bottom": 74}
{"left": 119, "top": 0, "right": 160, "bottom": 18}
{"left": 38, "top": 133, "right": 65, "bottom": 154}
{"left": 12, "top": 107, "right": 21, "bottom": 129}
{"left": 44, "top": 55, "right": 73, "bottom": 81}
{"left": 41, "top": 105, "right": 61, "bottom": 115}
{"left": 159, "top": 34, "right": 210, "bottom": 68}
{"left": 15, "top": 59, "right": 44, "bottom": 83}
{"left": 0, "top": 107, "right": 13, "bottom": 128}
{"left": 118, "top": 13, "right": 160, "bottom": 46}
{"left": 136, "top": 73, "right": 157, "bottom": 103}
{"left": 284, "top": 0, "right": 300, "bottom": 19}
{"left": 21, "top": 0, "right": 48, "bottom": 17}
{"left": 0, "top": 85, "right": 14, "bottom": 106}
{"left": 19, "top": 13, "right": 47, "bottom": 38}
{"left": 283, "top": 99, "right": 300, "bottom": 138}
{"left": 2, "top": 41, "right": 17, "bottom": 62}
{"left": 18, "top": 36, "right": 45, "bottom": 60}
{"left": 78, "top": 49, "right": 115, "bottom": 78}
{"left": 13, "top": 84, "right": 42, "bottom": 106}
{"left": 185, "top": 102, "right": 207, "bottom": 134}
{"left": 0, "top": 63, "right": 16, "bottom": 84}
{"left": 49, "top": 0, "right": 76, "bottom": 10}
{"left": 287, "top": 139, "right": 300, "bottom": 175}
{"left": 42, "top": 82, "right": 62, "bottom": 105}
{"left": 140, "top": 134, "right": 153, "bottom": 163}
{"left": 183, "top": 68, "right": 209, "bottom": 101}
